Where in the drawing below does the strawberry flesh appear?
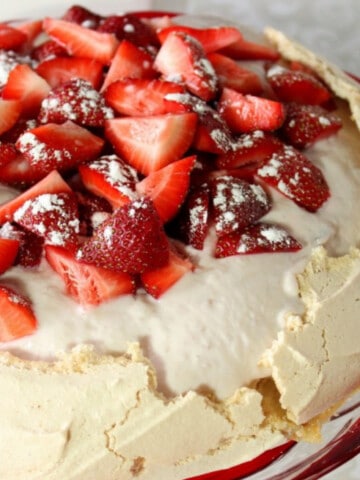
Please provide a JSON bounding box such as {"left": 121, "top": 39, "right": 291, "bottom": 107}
{"left": 0, "top": 286, "right": 37, "bottom": 342}
{"left": 0, "top": 237, "right": 20, "bottom": 274}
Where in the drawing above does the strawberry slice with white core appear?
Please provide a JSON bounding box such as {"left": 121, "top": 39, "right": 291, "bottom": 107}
{"left": 210, "top": 175, "right": 271, "bottom": 236}
{"left": 218, "top": 88, "right": 286, "bottom": 133}
{"left": 77, "top": 197, "right": 170, "bottom": 274}
{"left": 79, "top": 154, "right": 139, "bottom": 209}
{"left": 43, "top": 17, "right": 119, "bottom": 65}
{"left": 257, "top": 144, "right": 330, "bottom": 212}
{"left": 136, "top": 155, "right": 196, "bottom": 222}
{"left": 215, "top": 222, "right": 302, "bottom": 258}
{"left": 0, "top": 237, "right": 20, "bottom": 274}
{"left": 0, "top": 100, "right": 21, "bottom": 135}
{"left": 45, "top": 245, "right": 135, "bottom": 306}
{"left": 0, "top": 23, "right": 27, "bottom": 51}
{"left": 154, "top": 31, "right": 218, "bottom": 102}
{"left": 0, "top": 286, "right": 37, "bottom": 342}
{"left": 13, "top": 192, "right": 80, "bottom": 250}
{"left": 38, "top": 78, "right": 114, "bottom": 127}
{"left": 141, "top": 248, "right": 194, "bottom": 299}
{"left": 105, "top": 112, "right": 197, "bottom": 175}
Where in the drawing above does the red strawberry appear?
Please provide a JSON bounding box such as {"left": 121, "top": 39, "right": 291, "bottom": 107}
{"left": 62, "top": 5, "right": 102, "bottom": 29}
{"left": 218, "top": 88, "right": 286, "bottom": 133}
{"left": 101, "top": 40, "right": 156, "bottom": 92}
{"left": 0, "top": 170, "right": 71, "bottom": 224}
{"left": 78, "top": 154, "right": 139, "bottom": 209}
{"left": 215, "top": 222, "right": 302, "bottom": 258}
{"left": 141, "top": 248, "right": 194, "bottom": 298}
{"left": 0, "top": 237, "right": 20, "bottom": 274}
{"left": 32, "top": 40, "right": 69, "bottom": 62}
{"left": 45, "top": 245, "right": 135, "bottom": 306}
{"left": 210, "top": 175, "right": 271, "bottom": 236}
{"left": 16, "top": 20, "right": 43, "bottom": 48}
{"left": 0, "top": 222, "right": 44, "bottom": 268}
{"left": 105, "top": 112, "right": 197, "bottom": 175}
{"left": 0, "top": 50, "right": 36, "bottom": 88}
{"left": 0, "top": 23, "right": 27, "bottom": 51}
{"left": 104, "top": 78, "right": 188, "bottom": 116}
{"left": 0, "top": 286, "right": 37, "bottom": 342}
{"left": 2, "top": 64, "right": 51, "bottom": 118}
{"left": 38, "top": 78, "right": 114, "bottom": 127}
{"left": 0, "top": 153, "right": 44, "bottom": 187}
{"left": 257, "top": 144, "right": 330, "bottom": 212}
{"left": 207, "top": 52, "right": 263, "bottom": 94}
{"left": 77, "top": 197, "right": 170, "bottom": 274}
{"left": 157, "top": 25, "right": 242, "bottom": 53}
{"left": 266, "top": 65, "right": 331, "bottom": 105}
{"left": 154, "top": 31, "right": 218, "bottom": 102}
{"left": 13, "top": 192, "right": 80, "bottom": 250}
{"left": 16, "top": 120, "right": 104, "bottom": 176}
{"left": 43, "top": 17, "right": 118, "bottom": 65}
{"left": 76, "top": 191, "right": 112, "bottom": 236}
{"left": 0, "top": 100, "right": 21, "bottom": 135}
{"left": 281, "top": 103, "right": 342, "bottom": 149}
{"left": 136, "top": 155, "right": 196, "bottom": 222}
{"left": 219, "top": 37, "right": 280, "bottom": 61}
{"left": 216, "top": 131, "right": 282, "bottom": 169}
{"left": 0, "top": 118, "right": 38, "bottom": 144}
{"left": 0, "top": 142, "right": 18, "bottom": 168}
{"left": 36, "top": 57, "right": 104, "bottom": 89}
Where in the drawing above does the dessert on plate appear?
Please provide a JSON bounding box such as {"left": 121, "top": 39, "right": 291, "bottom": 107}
{"left": 0, "top": 5, "right": 359, "bottom": 480}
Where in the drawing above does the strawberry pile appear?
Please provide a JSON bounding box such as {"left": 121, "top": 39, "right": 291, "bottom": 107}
{"left": 0, "top": 6, "right": 343, "bottom": 341}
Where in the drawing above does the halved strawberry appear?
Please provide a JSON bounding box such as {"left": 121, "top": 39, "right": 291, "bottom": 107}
{"left": 105, "top": 112, "right": 197, "bottom": 175}
{"left": 281, "top": 103, "right": 342, "bottom": 149}
{"left": 62, "top": 4, "right": 102, "bottom": 29}
{"left": 219, "top": 37, "right": 280, "bottom": 61}
{"left": 0, "top": 170, "right": 71, "bottom": 224}
{"left": 16, "top": 120, "right": 104, "bottom": 176}
{"left": 45, "top": 245, "right": 135, "bottom": 306}
{"left": 13, "top": 192, "right": 80, "bottom": 250}
{"left": 154, "top": 31, "right": 218, "bottom": 102}
{"left": 0, "top": 286, "right": 37, "bottom": 342}
{"left": 215, "top": 222, "right": 302, "bottom": 258}
{"left": 0, "top": 118, "right": 38, "bottom": 144}
{"left": 257, "top": 144, "right": 330, "bottom": 212}
{"left": 0, "top": 50, "right": 36, "bottom": 88}
{"left": 210, "top": 175, "right": 271, "bottom": 236}
{"left": 16, "top": 20, "right": 43, "bottom": 50}
{"left": 266, "top": 65, "right": 331, "bottom": 105}
{"left": 0, "top": 237, "right": 20, "bottom": 274}
{"left": 207, "top": 52, "right": 263, "bottom": 94}
{"left": 32, "top": 40, "right": 69, "bottom": 62}
{"left": 104, "top": 78, "right": 188, "bottom": 116}
{"left": 218, "top": 88, "right": 286, "bottom": 133}
{"left": 43, "top": 17, "right": 118, "bottom": 65}
{"left": 77, "top": 197, "right": 170, "bottom": 274}
{"left": 0, "top": 153, "right": 43, "bottom": 187}
{"left": 101, "top": 40, "right": 156, "bottom": 92}
{"left": 0, "top": 23, "right": 27, "bottom": 51}
{"left": 79, "top": 154, "right": 139, "bottom": 209}
{"left": 38, "top": 78, "right": 114, "bottom": 127}
{"left": 157, "top": 25, "right": 242, "bottom": 53}
{"left": 36, "top": 57, "right": 104, "bottom": 89}
{"left": 141, "top": 248, "right": 194, "bottom": 298}
{"left": 0, "top": 223, "right": 44, "bottom": 268}
{"left": 2, "top": 64, "right": 51, "bottom": 118}
{"left": 0, "top": 100, "right": 21, "bottom": 136}
{"left": 136, "top": 155, "right": 196, "bottom": 222}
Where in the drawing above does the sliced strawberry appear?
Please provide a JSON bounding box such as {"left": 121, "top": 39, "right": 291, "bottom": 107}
{"left": 2, "top": 64, "right": 51, "bottom": 118}
{"left": 0, "top": 23, "right": 27, "bottom": 51}
{"left": 257, "top": 144, "right": 330, "bottom": 212}
{"left": 0, "top": 286, "right": 37, "bottom": 342}
{"left": 0, "top": 142, "right": 18, "bottom": 168}
{"left": 157, "top": 25, "right": 242, "bottom": 53}
{"left": 76, "top": 191, "right": 112, "bottom": 236}
{"left": 43, "top": 17, "right": 118, "bottom": 65}
{"left": 16, "top": 20, "right": 43, "bottom": 48}
{"left": 215, "top": 222, "right": 302, "bottom": 258}
{"left": 77, "top": 197, "right": 170, "bottom": 274}
{"left": 16, "top": 120, "right": 104, "bottom": 176}
{"left": 0, "top": 100, "right": 21, "bottom": 135}
{"left": 207, "top": 52, "right": 263, "bottom": 94}
{"left": 136, "top": 155, "right": 196, "bottom": 222}
{"left": 210, "top": 175, "right": 271, "bottom": 236}
{"left": 0, "top": 170, "right": 71, "bottom": 224}
{"left": 36, "top": 57, "right": 104, "bottom": 89}
{"left": 0, "top": 237, "right": 20, "bottom": 274}
{"left": 0, "top": 222, "right": 44, "bottom": 268}
{"left": 104, "top": 78, "right": 188, "bottom": 116}
{"left": 105, "top": 112, "right": 197, "bottom": 175}
{"left": 281, "top": 103, "right": 342, "bottom": 149}
{"left": 218, "top": 88, "right": 286, "bottom": 133}
{"left": 0, "top": 153, "right": 44, "bottom": 187}
{"left": 266, "top": 65, "right": 331, "bottom": 105}
{"left": 78, "top": 154, "right": 139, "bottom": 209}
{"left": 219, "top": 37, "right": 280, "bottom": 61}
{"left": 13, "top": 192, "right": 79, "bottom": 250}
{"left": 141, "top": 248, "right": 194, "bottom": 298}
{"left": 0, "top": 50, "right": 36, "bottom": 88}
{"left": 154, "top": 31, "right": 218, "bottom": 102}
{"left": 216, "top": 131, "right": 282, "bottom": 169}
{"left": 45, "top": 245, "right": 135, "bottom": 306}
{"left": 62, "top": 5, "right": 102, "bottom": 29}
{"left": 38, "top": 78, "right": 114, "bottom": 127}
{"left": 0, "top": 118, "right": 38, "bottom": 144}
{"left": 32, "top": 40, "right": 69, "bottom": 62}
{"left": 101, "top": 40, "right": 156, "bottom": 92}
